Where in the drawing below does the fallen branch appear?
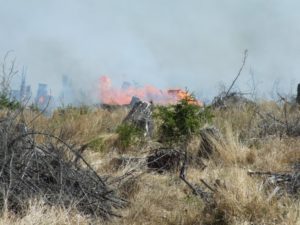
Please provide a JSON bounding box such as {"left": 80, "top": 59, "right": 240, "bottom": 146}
{"left": 179, "top": 149, "right": 213, "bottom": 203}
{"left": 247, "top": 169, "right": 300, "bottom": 196}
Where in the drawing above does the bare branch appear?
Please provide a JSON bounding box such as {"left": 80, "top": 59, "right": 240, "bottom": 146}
{"left": 0, "top": 51, "right": 19, "bottom": 96}
{"left": 225, "top": 49, "right": 248, "bottom": 96}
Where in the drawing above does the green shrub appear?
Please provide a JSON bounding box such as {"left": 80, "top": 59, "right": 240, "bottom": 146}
{"left": 0, "top": 95, "right": 20, "bottom": 110}
{"left": 88, "top": 137, "right": 105, "bottom": 152}
{"left": 155, "top": 94, "right": 213, "bottom": 144}
{"left": 116, "top": 123, "right": 143, "bottom": 149}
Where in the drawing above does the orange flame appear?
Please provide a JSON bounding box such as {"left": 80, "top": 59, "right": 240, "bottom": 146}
{"left": 99, "top": 76, "right": 203, "bottom": 106}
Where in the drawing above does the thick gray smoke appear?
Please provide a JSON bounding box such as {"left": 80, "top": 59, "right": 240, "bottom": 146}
{"left": 0, "top": 0, "right": 299, "bottom": 104}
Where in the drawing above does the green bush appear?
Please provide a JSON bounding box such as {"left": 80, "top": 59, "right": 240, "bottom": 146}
{"left": 155, "top": 94, "right": 213, "bottom": 144}
{"left": 0, "top": 95, "right": 20, "bottom": 110}
{"left": 116, "top": 123, "right": 143, "bottom": 149}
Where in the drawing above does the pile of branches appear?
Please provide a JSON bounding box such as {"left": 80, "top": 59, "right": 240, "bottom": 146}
{"left": 0, "top": 113, "right": 126, "bottom": 219}
{"left": 147, "top": 148, "right": 182, "bottom": 173}
{"left": 255, "top": 99, "right": 300, "bottom": 138}
{"left": 248, "top": 166, "right": 300, "bottom": 197}
{"left": 212, "top": 91, "right": 254, "bottom": 109}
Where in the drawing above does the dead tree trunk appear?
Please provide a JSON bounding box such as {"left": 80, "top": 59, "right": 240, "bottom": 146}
{"left": 297, "top": 83, "right": 300, "bottom": 104}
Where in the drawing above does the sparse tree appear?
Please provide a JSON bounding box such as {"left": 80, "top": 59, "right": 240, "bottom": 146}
{"left": 0, "top": 51, "right": 21, "bottom": 110}
{"left": 0, "top": 51, "right": 18, "bottom": 97}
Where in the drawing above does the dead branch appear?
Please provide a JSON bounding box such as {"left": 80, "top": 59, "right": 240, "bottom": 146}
{"left": 248, "top": 169, "right": 300, "bottom": 196}
{"left": 225, "top": 49, "right": 248, "bottom": 97}
{"left": 297, "top": 83, "right": 300, "bottom": 104}
{"left": 179, "top": 149, "right": 213, "bottom": 203}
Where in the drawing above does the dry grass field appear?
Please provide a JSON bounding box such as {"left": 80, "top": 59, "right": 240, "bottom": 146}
{"left": 0, "top": 100, "right": 299, "bottom": 225}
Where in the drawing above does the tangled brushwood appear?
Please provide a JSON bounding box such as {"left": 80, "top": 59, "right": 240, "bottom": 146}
{"left": 0, "top": 111, "right": 126, "bottom": 219}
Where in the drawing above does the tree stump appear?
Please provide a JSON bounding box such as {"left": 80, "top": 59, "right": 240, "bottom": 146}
{"left": 123, "top": 99, "right": 154, "bottom": 137}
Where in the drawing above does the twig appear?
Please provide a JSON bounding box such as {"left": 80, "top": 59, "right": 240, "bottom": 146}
{"left": 200, "top": 179, "right": 216, "bottom": 192}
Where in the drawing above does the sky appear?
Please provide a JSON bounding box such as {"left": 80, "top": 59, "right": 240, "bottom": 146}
{"left": 0, "top": 0, "right": 300, "bottom": 103}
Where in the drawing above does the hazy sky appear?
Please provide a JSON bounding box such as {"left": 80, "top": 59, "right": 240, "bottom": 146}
{"left": 1, "top": 0, "right": 300, "bottom": 101}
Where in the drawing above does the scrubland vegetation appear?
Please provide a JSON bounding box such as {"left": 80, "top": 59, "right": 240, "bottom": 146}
{"left": 0, "top": 92, "right": 299, "bottom": 225}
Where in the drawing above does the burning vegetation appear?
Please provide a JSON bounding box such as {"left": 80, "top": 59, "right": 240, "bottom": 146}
{"left": 99, "top": 75, "right": 203, "bottom": 106}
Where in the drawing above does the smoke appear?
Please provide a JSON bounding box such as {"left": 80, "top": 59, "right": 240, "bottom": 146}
{"left": 0, "top": 0, "right": 299, "bottom": 103}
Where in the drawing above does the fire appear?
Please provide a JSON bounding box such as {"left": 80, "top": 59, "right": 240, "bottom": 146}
{"left": 99, "top": 76, "right": 203, "bottom": 106}
{"left": 167, "top": 89, "right": 200, "bottom": 105}
{"left": 38, "top": 96, "right": 45, "bottom": 104}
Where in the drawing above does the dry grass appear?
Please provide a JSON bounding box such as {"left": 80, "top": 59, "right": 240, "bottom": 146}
{"left": 111, "top": 174, "right": 205, "bottom": 225}
{"left": 0, "top": 102, "right": 299, "bottom": 225}
{"left": 0, "top": 200, "right": 92, "bottom": 225}
{"left": 24, "top": 107, "right": 128, "bottom": 144}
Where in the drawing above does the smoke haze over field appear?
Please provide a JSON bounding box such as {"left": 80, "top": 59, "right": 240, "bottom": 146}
{"left": 1, "top": 0, "right": 300, "bottom": 103}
